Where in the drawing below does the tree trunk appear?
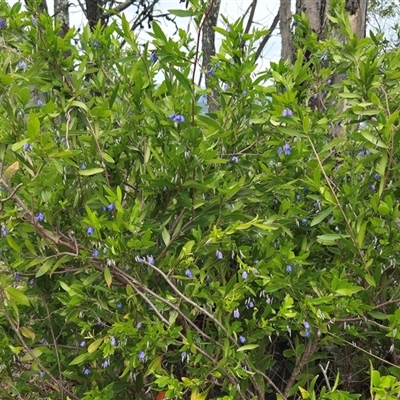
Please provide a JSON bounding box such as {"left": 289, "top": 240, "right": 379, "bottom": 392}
{"left": 296, "top": 0, "right": 329, "bottom": 39}
{"left": 282, "top": 0, "right": 368, "bottom": 137}
{"left": 280, "top": 0, "right": 293, "bottom": 62}
{"left": 345, "top": 0, "right": 368, "bottom": 38}
{"left": 202, "top": 0, "right": 222, "bottom": 113}
{"left": 86, "top": 0, "right": 103, "bottom": 29}
{"left": 54, "top": 0, "right": 69, "bottom": 36}
{"left": 280, "top": 0, "right": 368, "bottom": 60}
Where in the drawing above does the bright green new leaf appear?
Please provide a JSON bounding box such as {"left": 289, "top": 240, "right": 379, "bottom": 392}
{"left": 88, "top": 338, "right": 103, "bottom": 353}
{"left": 78, "top": 168, "right": 105, "bottom": 176}
{"left": 5, "top": 287, "right": 30, "bottom": 306}
{"left": 237, "top": 344, "right": 260, "bottom": 352}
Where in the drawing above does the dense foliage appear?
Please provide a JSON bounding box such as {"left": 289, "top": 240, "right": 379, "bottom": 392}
{"left": 1, "top": 1, "right": 400, "bottom": 399}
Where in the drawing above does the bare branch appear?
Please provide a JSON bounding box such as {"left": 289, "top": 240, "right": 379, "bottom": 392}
{"left": 0, "top": 292, "right": 79, "bottom": 400}
{"left": 255, "top": 10, "right": 280, "bottom": 62}
{"left": 244, "top": 0, "right": 258, "bottom": 35}
{"left": 112, "top": 0, "right": 135, "bottom": 13}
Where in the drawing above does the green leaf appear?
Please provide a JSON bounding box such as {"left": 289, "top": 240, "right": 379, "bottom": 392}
{"left": 121, "top": 14, "right": 132, "bottom": 38}
{"left": 36, "top": 258, "right": 55, "bottom": 278}
{"left": 279, "top": 127, "right": 306, "bottom": 137}
{"left": 19, "top": 87, "right": 30, "bottom": 106}
{"left": 88, "top": 338, "right": 103, "bottom": 353}
{"left": 104, "top": 266, "right": 112, "bottom": 287}
{"left": 50, "top": 150, "right": 82, "bottom": 158}
{"left": 171, "top": 67, "right": 193, "bottom": 95}
{"left": 69, "top": 352, "right": 90, "bottom": 365}
{"left": 316, "top": 234, "right": 349, "bottom": 244}
{"left": 237, "top": 344, "right": 259, "bottom": 352}
{"left": 376, "top": 151, "right": 388, "bottom": 176}
{"left": 20, "top": 326, "right": 36, "bottom": 340}
{"left": 101, "top": 152, "right": 115, "bottom": 163}
{"left": 335, "top": 286, "right": 363, "bottom": 296}
{"left": 20, "top": 347, "right": 42, "bottom": 362}
{"left": 78, "top": 168, "right": 104, "bottom": 176}
{"left": 6, "top": 235, "right": 21, "bottom": 252}
{"left": 168, "top": 9, "right": 199, "bottom": 17}
{"left": 310, "top": 207, "right": 335, "bottom": 227}
{"left": 151, "top": 21, "right": 167, "bottom": 43}
{"left": 144, "top": 355, "right": 163, "bottom": 377}
{"left": 357, "top": 221, "right": 368, "bottom": 248}
{"left": 360, "top": 131, "right": 388, "bottom": 149}
{"left": 161, "top": 228, "right": 170, "bottom": 246}
{"left": 365, "top": 274, "right": 376, "bottom": 287}
{"left": 196, "top": 115, "right": 223, "bottom": 132}
{"left": 109, "top": 81, "right": 120, "bottom": 109}
{"left": 338, "top": 92, "right": 360, "bottom": 99}
{"left": 69, "top": 100, "right": 89, "bottom": 112}
{"left": 27, "top": 114, "right": 40, "bottom": 137}
{"left": 181, "top": 240, "right": 195, "bottom": 256}
{"left": 11, "top": 140, "right": 28, "bottom": 152}
{"left": 5, "top": 287, "right": 30, "bottom": 306}
{"left": 368, "top": 311, "right": 388, "bottom": 320}
{"left": 371, "top": 369, "right": 380, "bottom": 387}
{"left": 59, "top": 281, "right": 75, "bottom": 296}
{"left": 190, "top": 388, "right": 208, "bottom": 400}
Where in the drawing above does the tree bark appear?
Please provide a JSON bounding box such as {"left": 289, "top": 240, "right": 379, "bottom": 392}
{"left": 296, "top": 0, "right": 329, "bottom": 39}
{"left": 280, "top": 0, "right": 293, "bottom": 62}
{"left": 202, "top": 0, "right": 222, "bottom": 113}
{"left": 54, "top": 0, "right": 69, "bottom": 35}
{"left": 280, "top": 0, "right": 369, "bottom": 137}
{"left": 86, "top": 0, "right": 103, "bottom": 29}
{"left": 345, "top": 0, "right": 368, "bottom": 38}
{"left": 293, "top": 0, "right": 368, "bottom": 40}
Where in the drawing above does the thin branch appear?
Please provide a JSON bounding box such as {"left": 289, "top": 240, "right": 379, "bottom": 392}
{"left": 283, "top": 338, "right": 319, "bottom": 397}
{"left": 306, "top": 135, "right": 366, "bottom": 266}
{"left": 319, "top": 362, "right": 332, "bottom": 391}
{"left": 97, "top": 263, "right": 248, "bottom": 400}
{"left": 0, "top": 183, "right": 23, "bottom": 212}
{"left": 112, "top": 265, "right": 213, "bottom": 342}
{"left": 42, "top": 296, "right": 64, "bottom": 400}
{"left": 112, "top": 0, "right": 135, "bottom": 13}
{"left": 255, "top": 10, "right": 280, "bottom": 62}
{"left": 131, "top": 0, "right": 159, "bottom": 31}
{"left": 137, "top": 258, "right": 283, "bottom": 398}
{"left": 0, "top": 179, "right": 78, "bottom": 254}
{"left": 0, "top": 292, "right": 80, "bottom": 400}
{"left": 244, "top": 0, "right": 258, "bottom": 35}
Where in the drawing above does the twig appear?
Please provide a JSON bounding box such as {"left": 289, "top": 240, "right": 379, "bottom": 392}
{"left": 0, "top": 183, "right": 23, "bottom": 212}
{"left": 42, "top": 296, "right": 64, "bottom": 400}
{"left": 111, "top": 0, "right": 135, "bottom": 13}
{"left": 139, "top": 258, "right": 282, "bottom": 399}
{"left": 95, "top": 262, "right": 248, "bottom": 399}
{"left": 0, "top": 178, "right": 78, "bottom": 254}
{"left": 112, "top": 265, "right": 213, "bottom": 342}
{"left": 80, "top": 112, "right": 111, "bottom": 188}
{"left": 306, "top": 135, "right": 366, "bottom": 266}
{"left": 255, "top": 10, "right": 280, "bottom": 62}
{"left": 319, "top": 362, "right": 332, "bottom": 391}
{"left": 240, "top": 0, "right": 258, "bottom": 51}
{"left": 283, "top": 338, "right": 318, "bottom": 397}
{"left": 0, "top": 291, "right": 79, "bottom": 400}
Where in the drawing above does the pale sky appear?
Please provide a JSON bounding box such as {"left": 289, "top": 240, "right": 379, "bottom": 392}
{"left": 10, "top": 0, "right": 284, "bottom": 66}
{"left": 8, "top": 1, "right": 398, "bottom": 72}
